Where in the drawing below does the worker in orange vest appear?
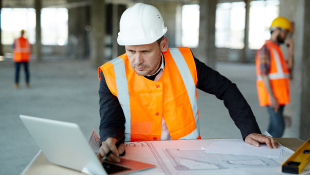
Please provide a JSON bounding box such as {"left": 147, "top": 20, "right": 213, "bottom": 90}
{"left": 98, "top": 3, "right": 279, "bottom": 163}
{"left": 13, "top": 30, "right": 31, "bottom": 88}
{"left": 256, "top": 16, "right": 294, "bottom": 138}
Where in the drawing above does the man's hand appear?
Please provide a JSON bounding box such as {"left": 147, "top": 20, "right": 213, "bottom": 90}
{"left": 269, "top": 95, "right": 279, "bottom": 112}
{"left": 286, "top": 37, "right": 294, "bottom": 54}
{"left": 97, "top": 137, "right": 125, "bottom": 163}
{"left": 261, "top": 76, "right": 278, "bottom": 111}
{"left": 245, "top": 133, "right": 280, "bottom": 149}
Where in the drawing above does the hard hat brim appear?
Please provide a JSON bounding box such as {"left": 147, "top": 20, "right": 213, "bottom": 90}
{"left": 117, "top": 29, "right": 167, "bottom": 46}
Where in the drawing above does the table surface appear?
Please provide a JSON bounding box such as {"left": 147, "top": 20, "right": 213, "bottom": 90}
{"left": 21, "top": 138, "right": 305, "bottom": 175}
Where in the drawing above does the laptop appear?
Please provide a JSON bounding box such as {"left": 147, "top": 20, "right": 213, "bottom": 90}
{"left": 20, "top": 115, "right": 155, "bottom": 175}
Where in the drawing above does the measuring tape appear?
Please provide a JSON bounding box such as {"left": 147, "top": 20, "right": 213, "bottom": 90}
{"left": 282, "top": 138, "right": 310, "bottom": 174}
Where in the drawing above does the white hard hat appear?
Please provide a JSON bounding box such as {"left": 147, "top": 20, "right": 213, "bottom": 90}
{"left": 117, "top": 3, "right": 168, "bottom": 46}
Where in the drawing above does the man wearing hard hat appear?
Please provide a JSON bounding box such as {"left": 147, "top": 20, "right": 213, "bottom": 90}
{"left": 97, "top": 3, "right": 279, "bottom": 162}
{"left": 13, "top": 30, "right": 31, "bottom": 88}
{"left": 256, "top": 17, "right": 294, "bottom": 138}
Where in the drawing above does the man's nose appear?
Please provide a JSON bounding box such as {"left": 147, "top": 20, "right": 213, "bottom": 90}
{"left": 134, "top": 53, "right": 143, "bottom": 65}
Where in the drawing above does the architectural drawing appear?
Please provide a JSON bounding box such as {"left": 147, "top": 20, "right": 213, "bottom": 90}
{"left": 123, "top": 139, "right": 301, "bottom": 175}
{"left": 125, "top": 142, "right": 148, "bottom": 148}
{"left": 163, "top": 149, "right": 279, "bottom": 171}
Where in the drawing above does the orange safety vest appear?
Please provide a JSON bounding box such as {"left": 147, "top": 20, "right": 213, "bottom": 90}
{"left": 13, "top": 37, "right": 31, "bottom": 62}
{"left": 99, "top": 47, "right": 201, "bottom": 142}
{"left": 255, "top": 40, "right": 290, "bottom": 106}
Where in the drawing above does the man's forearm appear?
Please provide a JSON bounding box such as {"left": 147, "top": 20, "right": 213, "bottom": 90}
{"left": 262, "top": 75, "right": 275, "bottom": 98}
{"left": 99, "top": 71, "right": 126, "bottom": 144}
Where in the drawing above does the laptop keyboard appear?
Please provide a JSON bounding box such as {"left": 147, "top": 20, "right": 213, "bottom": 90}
{"left": 102, "top": 161, "right": 132, "bottom": 174}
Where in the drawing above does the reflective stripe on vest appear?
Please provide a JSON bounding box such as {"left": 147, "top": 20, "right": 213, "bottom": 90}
{"left": 110, "top": 48, "right": 199, "bottom": 141}
{"left": 257, "top": 47, "right": 289, "bottom": 80}
{"left": 169, "top": 48, "right": 199, "bottom": 139}
{"left": 109, "top": 58, "right": 131, "bottom": 141}
{"left": 15, "top": 39, "right": 31, "bottom": 53}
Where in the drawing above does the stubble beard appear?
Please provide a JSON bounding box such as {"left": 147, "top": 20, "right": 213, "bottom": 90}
{"left": 276, "top": 35, "right": 285, "bottom": 44}
{"left": 134, "top": 52, "right": 162, "bottom": 76}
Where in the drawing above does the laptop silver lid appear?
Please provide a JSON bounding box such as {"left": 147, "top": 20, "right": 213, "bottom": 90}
{"left": 20, "top": 115, "right": 106, "bottom": 175}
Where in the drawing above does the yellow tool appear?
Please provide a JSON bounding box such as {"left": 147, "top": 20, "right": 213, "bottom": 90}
{"left": 282, "top": 138, "right": 310, "bottom": 174}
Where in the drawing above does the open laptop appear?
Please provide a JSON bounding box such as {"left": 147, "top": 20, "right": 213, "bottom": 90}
{"left": 20, "top": 115, "right": 155, "bottom": 175}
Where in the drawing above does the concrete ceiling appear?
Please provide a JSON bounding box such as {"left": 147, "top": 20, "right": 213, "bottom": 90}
{"left": 2, "top": 0, "right": 198, "bottom": 8}
{"left": 2, "top": 0, "right": 68, "bottom": 8}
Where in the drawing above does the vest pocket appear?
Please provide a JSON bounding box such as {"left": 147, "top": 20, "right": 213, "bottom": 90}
{"left": 131, "top": 121, "right": 152, "bottom": 135}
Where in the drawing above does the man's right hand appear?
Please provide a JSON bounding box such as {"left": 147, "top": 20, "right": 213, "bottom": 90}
{"left": 262, "top": 76, "right": 278, "bottom": 111}
{"left": 269, "top": 95, "right": 279, "bottom": 111}
{"left": 97, "top": 137, "right": 125, "bottom": 163}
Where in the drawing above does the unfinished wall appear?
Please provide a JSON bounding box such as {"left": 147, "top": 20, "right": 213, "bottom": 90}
{"left": 67, "top": 4, "right": 90, "bottom": 59}
{"left": 149, "top": 1, "right": 178, "bottom": 48}
{"left": 279, "top": 0, "right": 310, "bottom": 140}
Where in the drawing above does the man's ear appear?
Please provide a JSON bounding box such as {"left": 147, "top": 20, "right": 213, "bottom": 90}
{"left": 160, "top": 37, "right": 169, "bottom": 52}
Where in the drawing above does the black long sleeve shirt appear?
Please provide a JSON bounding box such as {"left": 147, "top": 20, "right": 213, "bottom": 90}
{"left": 98, "top": 55, "right": 261, "bottom": 144}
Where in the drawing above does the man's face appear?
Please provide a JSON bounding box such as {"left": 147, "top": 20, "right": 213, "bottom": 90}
{"left": 276, "top": 28, "right": 289, "bottom": 44}
{"left": 125, "top": 41, "right": 162, "bottom": 76}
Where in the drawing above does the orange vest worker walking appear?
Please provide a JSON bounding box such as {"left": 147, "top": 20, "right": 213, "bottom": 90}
{"left": 13, "top": 30, "right": 31, "bottom": 88}
{"left": 256, "top": 16, "right": 294, "bottom": 138}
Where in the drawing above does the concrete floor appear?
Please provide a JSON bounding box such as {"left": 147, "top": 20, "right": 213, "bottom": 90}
{"left": 0, "top": 59, "right": 290, "bottom": 175}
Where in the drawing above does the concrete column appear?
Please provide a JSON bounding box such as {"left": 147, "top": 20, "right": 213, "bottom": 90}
{"left": 118, "top": 5, "right": 127, "bottom": 56}
{"left": 150, "top": 2, "right": 178, "bottom": 47}
{"left": 279, "top": 0, "right": 310, "bottom": 140}
{"left": 112, "top": 4, "right": 126, "bottom": 58}
{"left": 175, "top": 3, "right": 183, "bottom": 46}
{"left": 90, "top": 0, "right": 105, "bottom": 67}
{"left": 196, "top": 0, "right": 217, "bottom": 69}
{"left": 67, "top": 3, "right": 90, "bottom": 59}
{"left": 34, "top": 0, "right": 42, "bottom": 61}
{"left": 299, "top": 0, "right": 310, "bottom": 140}
{"left": 242, "top": 0, "right": 251, "bottom": 63}
{"left": 0, "top": 0, "right": 3, "bottom": 57}
{"left": 112, "top": 4, "right": 118, "bottom": 59}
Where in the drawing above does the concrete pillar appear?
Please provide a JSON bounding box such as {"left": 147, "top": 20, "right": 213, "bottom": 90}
{"left": 175, "top": 3, "right": 183, "bottom": 46}
{"left": 112, "top": 4, "right": 118, "bottom": 59}
{"left": 90, "top": 0, "right": 106, "bottom": 67}
{"left": 279, "top": 0, "right": 310, "bottom": 140}
{"left": 67, "top": 3, "right": 90, "bottom": 59}
{"left": 34, "top": 0, "right": 42, "bottom": 61}
{"left": 150, "top": 2, "right": 178, "bottom": 47}
{"left": 298, "top": 0, "right": 310, "bottom": 140}
{"left": 112, "top": 4, "right": 126, "bottom": 58}
{"left": 196, "top": 0, "right": 217, "bottom": 69}
{"left": 0, "top": 0, "right": 3, "bottom": 57}
{"left": 242, "top": 0, "right": 251, "bottom": 63}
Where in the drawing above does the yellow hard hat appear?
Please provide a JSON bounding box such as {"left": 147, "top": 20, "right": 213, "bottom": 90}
{"left": 21, "top": 30, "right": 25, "bottom": 33}
{"left": 270, "top": 16, "right": 291, "bottom": 31}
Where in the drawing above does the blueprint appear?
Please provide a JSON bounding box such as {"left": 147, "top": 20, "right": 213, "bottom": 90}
{"left": 163, "top": 149, "right": 279, "bottom": 170}
{"left": 87, "top": 131, "right": 310, "bottom": 175}
{"left": 122, "top": 139, "right": 310, "bottom": 175}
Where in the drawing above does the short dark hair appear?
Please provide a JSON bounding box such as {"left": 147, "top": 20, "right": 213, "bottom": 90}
{"left": 156, "top": 36, "right": 165, "bottom": 46}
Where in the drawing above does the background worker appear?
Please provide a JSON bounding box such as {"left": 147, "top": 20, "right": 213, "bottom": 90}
{"left": 98, "top": 3, "right": 279, "bottom": 163}
{"left": 256, "top": 16, "right": 294, "bottom": 138}
{"left": 13, "top": 30, "right": 31, "bottom": 88}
